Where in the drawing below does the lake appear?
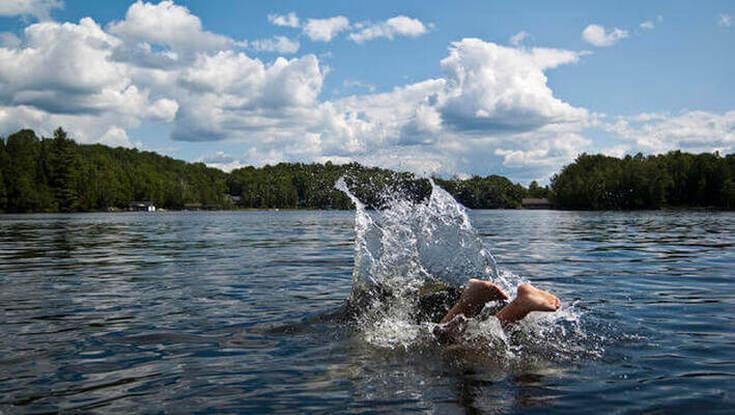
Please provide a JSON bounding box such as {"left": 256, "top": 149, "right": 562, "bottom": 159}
{"left": 1, "top": 210, "right": 734, "bottom": 413}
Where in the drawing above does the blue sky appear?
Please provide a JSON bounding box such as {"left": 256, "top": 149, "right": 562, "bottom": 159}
{"left": 0, "top": 0, "right": 733, "bottom": 182}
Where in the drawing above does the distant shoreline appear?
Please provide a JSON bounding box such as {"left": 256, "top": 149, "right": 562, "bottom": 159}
{"left": 0, "top": 206, "right": 730, "bottom": 215}
{"left": 2, "top": 128, "right": 734, "bottom": 214}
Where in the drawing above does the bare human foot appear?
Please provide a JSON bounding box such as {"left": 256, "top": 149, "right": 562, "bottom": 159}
{"left": 440, "top": 279, "right": 509, "bottom": 324}
{"left": 495, "top": 283, "right": 560, "bottom": 325}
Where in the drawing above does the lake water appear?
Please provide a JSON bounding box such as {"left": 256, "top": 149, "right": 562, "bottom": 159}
{"left": 1, "top": 210, "right": 734, "bottom": 413}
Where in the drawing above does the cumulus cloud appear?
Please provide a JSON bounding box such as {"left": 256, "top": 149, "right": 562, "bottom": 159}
{"left": 582, "top": 24, "right": 628, "bottom": 47}
{"left": 603, "top": 111, "right": 735, "bottom": 154}
{"left": 99, "top": 126, "right": 134, "bottom": 148}
{"left": 0, "top": 15, "right": 177, "bottom": 144}
{"left": 248, "top": 36, "right": 300, "bottom": 54}
{"left": 172, "top": 51, "right": 325, "bottom": 141}
{"left": 303, "top": 16, "right": 350, "bottom": 42}
{"left": 268, "top": 12, "right": 300, "bottom": 28}
{"left": 437, "top": 39, "right": 587, "bottom": 132}
{"left": 108, "top": 0, "right": 231, "bottom": 53}
{"left": 0, "top": 17, "right": 177, "bottom": 119}
{"left": 0, "top": 0, "right": 61, "bottom": 20}
{"left": 495, "top": 133, "right": 590, "bottom": 168}
{"left": 6, "top": 1, "right": 729, "bottom": 183}
{"left": 349, "top": 15, "right": 429, "bottom": 43}
{"left": 0, "top": 3, "right": 595, "bottom": 180}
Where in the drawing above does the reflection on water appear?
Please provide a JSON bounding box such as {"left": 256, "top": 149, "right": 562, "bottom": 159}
{"left": 1, "top": 210, "right": 735, "bottom": 413}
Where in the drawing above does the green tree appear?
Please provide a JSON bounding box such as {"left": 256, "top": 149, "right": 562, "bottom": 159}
{"left": 722, "top": 178, "right": 735, "bottom": 210}
{"left": 0, "top": 168, "right": 5, "bottom": 211}
{"left": 49, "top": 127, "right": 81, "bottom": 212}
{"left": 0, "top": 138, "right": 6, "bottom": 211}
{"left": 5, "top": 129, "right": 43, "bottom": 212}
{"left": 527, "top": 180, "right": 546, "bottom": 198}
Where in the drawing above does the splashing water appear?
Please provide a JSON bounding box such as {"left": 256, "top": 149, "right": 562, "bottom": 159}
{"left": 336, "top": 177, "right": 603, "bottom": 361}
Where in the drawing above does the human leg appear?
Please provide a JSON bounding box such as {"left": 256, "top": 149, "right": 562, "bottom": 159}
{"left": 440, "top": 279, "right": 509, "bottom": 324}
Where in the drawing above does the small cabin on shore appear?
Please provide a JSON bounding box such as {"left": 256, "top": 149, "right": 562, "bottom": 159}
{"left": 521, "top": 198, "right": 552, "bottom": 209}
{"left": 129, "top": 201, "right": 156, "bottom": 212}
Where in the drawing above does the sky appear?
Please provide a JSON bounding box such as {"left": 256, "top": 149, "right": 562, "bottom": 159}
{"left": 0, "top": 0, "right": 733, "bottom": 183}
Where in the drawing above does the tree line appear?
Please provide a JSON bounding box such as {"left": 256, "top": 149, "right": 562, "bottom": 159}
{"left": 1, "top": 128, "right": 733, "bottom": 213}
{"left": 550, "top": 152, "right": 735, "bottom": 209}
{"left": 0, "top": 128, "right": 229, "bottom": 213}
{"left": 0, "top": 128, "right": 535, "bottom": 213}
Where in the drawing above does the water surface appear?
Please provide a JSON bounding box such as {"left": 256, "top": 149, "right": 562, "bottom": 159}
{"left": 1, "top": 210, "right": 734, "bottom": 413}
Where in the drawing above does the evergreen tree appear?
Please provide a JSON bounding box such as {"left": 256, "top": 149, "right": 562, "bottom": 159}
{"left": 0, "top": 169, "right": 5, "bottom": 211}
{"left": 0, "top": 139, "right": 6, "bottom": 211}
{"left": 5, "top": 129, "right": 43, "bottom": 212}
{"left": 50, "top": 127, "right": 81, "bottom": 212}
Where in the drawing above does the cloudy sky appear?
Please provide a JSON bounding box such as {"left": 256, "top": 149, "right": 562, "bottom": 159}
{"left": 0, "top": 0, "right": 733, "bottom": 183}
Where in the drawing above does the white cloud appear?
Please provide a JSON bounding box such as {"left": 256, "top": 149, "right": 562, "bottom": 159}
{"left": 0, "top": 16, "right": 177, "bottom": 144}
{"left": 199, "top": 151, "right": 245, "bottom": 171}
{"left": 0, "top": 0, "right": 61, "bottom": 20}
{"left": 640, "top": 15, "right": 663, "bottom": 30}
{"left": 268, "top": 12, "right": 300, "bottom": 28}
{"left": 303, "top": 16, "right": 350, "bottom": 42}
{"left": 495, "top": 133, "right": 590, "bottom": 168}
{"left": 99, "top": 126, "right": 133, "bottom": 148}
{"left": 509, "top": 31, "right": 530, "bottom": 46}
{"left": 248, "top": 36, "right": 300, "bottom": 54}
{"left": 582, "top": 24, "right": 628, "bottom": 47}
{"left": 603, "top": 111, "right": 735, "bottom": 154}
{"left": 437, "top": 39, "right": 587, "bottom": 132}
{"left": 108, "top": 0, "right": 231, "bottom": 53}
{"left": 5, "top": 1, "right": 730, "bottom": 183}
{"left": 172, "top": 51, "right": 325, "bottom": 141}
{"left": 349, "top": 15, "right": 429, "bottom": 43}
{"left": 0, "top": 7, "right": 594, "bottom": 180}
{"left": 719, "top": 14, "right": 732, "bottom": 28}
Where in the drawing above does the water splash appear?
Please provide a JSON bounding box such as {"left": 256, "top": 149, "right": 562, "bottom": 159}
{"left": 336, "top": 177, "right": 504, "bottom": 292}
{"left": 336, "top": 176, "right": 604, "bottom": 360}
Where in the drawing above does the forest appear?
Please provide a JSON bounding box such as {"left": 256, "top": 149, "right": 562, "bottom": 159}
{"left": 0, "top": 128, "right": 733, "bottom": 213}
{"left": 551, "top": 152, "right": 735, "bottom": 210}
{"left": 0, "top": 128, "right": 533, "bottom": 213}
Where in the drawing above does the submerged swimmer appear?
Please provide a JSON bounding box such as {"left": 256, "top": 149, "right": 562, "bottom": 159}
{"left": 432, "top": 279, "right": 560, "bottom": 343}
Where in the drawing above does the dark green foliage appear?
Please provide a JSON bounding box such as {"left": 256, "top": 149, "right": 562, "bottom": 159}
{"left": 227, "top": 161, "right": 434, "bottom": 210}
{"left": 0, "top": 128, "right": 528, "bottom": 213}
{"left": 0, "top": 129, "right": 230, "bottom": 213}
{"left": 4, "top": 129, "right": 49, "bottom": 212}
{"left": 551, "top": 152, "right": 735, "bottom": 210}
{"left": 49, "top": 128, "right": 81, "bottom": 212}
{"left": 527, "top": 180, "right": 551, "bottom": 199}
{"left": 4, "top": 128, "right": 732, "bottom": 213}
{"left": 435, "top": 175, "right": 526, "bottom": 209}
{"left": 0, "top": 139, "right": 6, "bottom": 211}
